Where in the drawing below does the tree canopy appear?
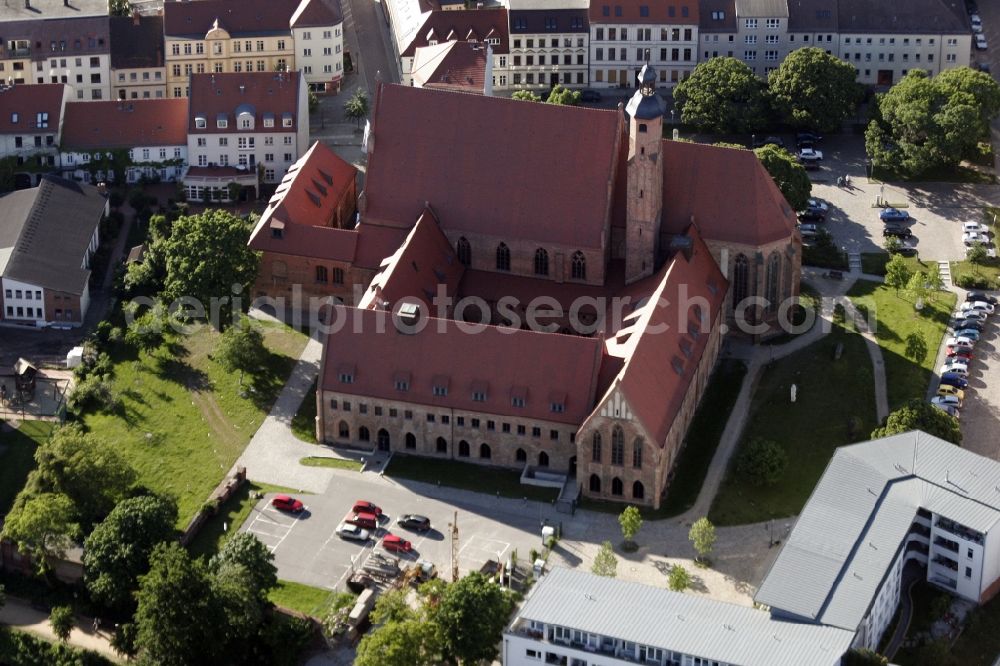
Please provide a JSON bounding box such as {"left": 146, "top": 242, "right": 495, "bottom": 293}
{"left": 430, "top": 572, "right": 516, "bottom": 664}
{"left": 344, "top": 90, "right": 369, "bottom": 126}
{"left": 511, "top": 90, "right": 543, "bottom": 102}
{"left": 215, "top": 314, "right": 267, "bottom": 384}
{"left": 674, "top": 57, "right": 769, "bottom": 133}
{"left": 546, "top": 85, "right": 581, "bottom": 105}
{"left": 209, "top": 531, "right": 278, "bottom": 605}
{"left": 83, "top": 494, "right": 178, "bottom": 612}
{"left": 866, "top": 68, "right": 1000, "bottom": 176}
{"left": 591, "top": 540, "right": 618, "bottom": 577}
{"left": 1, "top": 493, "right": 79, "bottom": 573}
{"left": 737, "top": 438, "right": 788, "bottom": 486}
{"left": 871, "top": 398, "right": 962, "bottom": 444}
{"left": 884, "top": 254, "right": 912, "bottom": 295}
{"left": 618, "top": 506, "right": 643, "bottom": 546}
{"left": 753, "top": 144, "right": 812, "bottom": 211}
{"left": 688, "top": 517, "right": 717, "bottom": 560}
{"left": 768, "top": 47, "right": 861, "bottom": 131}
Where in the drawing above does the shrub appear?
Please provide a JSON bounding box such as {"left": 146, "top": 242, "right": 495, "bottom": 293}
{"left": 956, "top": 273, "right": 992, "bottom": 289}
{"left": 667, "top": 564, "right": 690, "bottom": 592}
{"left": 736, "top": 438, "right": 788, "bottom": 486}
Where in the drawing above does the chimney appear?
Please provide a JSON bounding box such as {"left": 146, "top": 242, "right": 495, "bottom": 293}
{"left": 482, "top": 43, "right": 493, "bottom": 97}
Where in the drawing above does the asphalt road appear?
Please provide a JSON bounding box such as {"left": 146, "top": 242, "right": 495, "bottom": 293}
{"left": 342, "top": 0, "right": 399, "bottom": 94}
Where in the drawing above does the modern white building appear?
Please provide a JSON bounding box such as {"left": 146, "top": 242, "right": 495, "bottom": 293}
{"left": 59, "top": 99, "right": 188, "bottom": 184}
{"left": 756, "top": 430, "right": 1000, "bottom": 651}
{"left": 290, "top": 0, "right": 346, "bottom": 93}
{"left": 504, "top": 567, "right": 855, "bottom": 666}
{"left": 507, "top": 0, "right": 590, "bottom": 91}
{"left": 184, "top": 71, "right": 309, "bottom": 202}
{"left": 589, "top": 0, "right": 699, "bottom": 89}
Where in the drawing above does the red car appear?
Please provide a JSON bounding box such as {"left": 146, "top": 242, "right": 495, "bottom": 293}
{"left": 271, "top": 494, "right": 304, "bottom": 513}
{"left": 381, "top": 534, "right": 412, "bottom": 553}
{"left": 947, "top": 347, "right": 974, "bottom": 359}
{"left": 345, "top": 511, "right": 378, "bottom": 530}
{"left": 353, "top": 500, "right": 382, "bottom": 516}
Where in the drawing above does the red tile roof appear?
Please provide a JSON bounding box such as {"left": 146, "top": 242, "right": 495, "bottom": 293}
{"left": 660, "top": 140, "right": 797, "bottom": 247}
{"left": 362, "top": 208, "right": 466, "bottom": 311}
{"left": 589, "top": 0, "right": 699, "bottom": 24}
{"left": 163, "top": 0, "right": 299, "bottom": 37}
{"left": 603, "top": 224, "right": 727, "bottom": 445}
{"left": 289, "top": 0, "right": 344, "bottom": 28}
{"left": 188, "top": 72, "right": 301, "bottom": 135}
{"left": 109, "top": 15, "right": 165, "bottom": 69}
{"left": 402, "top": 8, "right": 509, "bottom": 56}
{"left": 364, "top": 84, "right": 622, "bottom": 250}
{"left": 261, "top": 141, "right": 357, "bottom": 226}
{"left": 0, "top": 84, "right": 66, "bottom": 135}
{"left": 353, "top": 223, "right": 410, "bottom": 270}
{"left": 61, "top": 99, "right": 188, "bottom": 150}
{"left": 250, "top": 223, "right": 358, "bottom": 262}
{"left": 321, "top": 305, "right": 604, "bottom": 426}
{"left": 412, "top": 41, "right": 487, "bottom": 94}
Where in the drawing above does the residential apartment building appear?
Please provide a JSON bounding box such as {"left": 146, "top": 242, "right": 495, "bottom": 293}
{"left": 505, "top": 567, "right": 855, "bottom": 666}
{"left": 589, "top": 0, "right": 699, "bottom": 89}
{"left": 507, "top": 0, "right": 589, "bottom": 91}
{"left": 163, "top": 0, "right": 344, "bottom": 98}
{"left": 184, "top": 71, "right": 309, "bottom": 201}
{"left": 699, "top": 0, "right": 971, "bottom": 86}
{"left": 109, "top": 14, "right": 166, "bottom": 100}
{"left": 59, "top": 99, "right": 188, "bottom": 184}
{"left": 0, "top": 175, "right": 108, "bottom": 327}
{"left": 0, "top": 16, "right": 111, "bottom": 100}
{"left": 290, "top": 0, "right": 346, "bottom": 93}
{"left": 0, "top": 83, "right": 69, "bottom": 180}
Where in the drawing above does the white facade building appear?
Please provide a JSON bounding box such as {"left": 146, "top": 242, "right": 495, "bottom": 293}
{"left": 507, "top": 0, "right": 590, "bottom": 91}
{"left": 290, "top": 0, "right": 346, "bottom": 93}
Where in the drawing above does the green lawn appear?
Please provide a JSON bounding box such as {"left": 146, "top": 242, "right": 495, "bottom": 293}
{"left": 291, "top": 380, "right": 317, "bottom": 443}
{"left": 847, "top": 280, "right": 955, "bottom": 412}
{"left": 860, "top": 253, "right": 929, "bottom": 278}
{"left": 83, "top": 322, "right": 308, "bottom": 527}
{"left": 385, "top": 454, "right": 559, "bottom": 502}
{"left": 186, "top": 480, "right": 302, "bottom": 559}
{"left": 268, "top": 580, "right": 348, "bottom": 617}
{"left": 709, "top": 324, "right": 877, "bottom": 525}
{"left": 950, "top": 207, "right": 1000, "bottom": 289}
{"left": 299, "top": 456, "right": 362, "bottom": 471}
{"left": 0, "top": 421, "right": 54, "bottom": 516}
{"left": 761, "top": 284, "right": 820, "bottom": 347}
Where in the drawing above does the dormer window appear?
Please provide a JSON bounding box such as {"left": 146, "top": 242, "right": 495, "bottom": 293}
{"left": 511, "top": 386, "right": 527, "bottom": 408}
{"left": 472, "top": 391, "right": 486, "bottom": 402}
{"left": 550, "top": 402, "right": 564, "bottom": 413}
{"left": 10, "top": 112, "right": 17, "bottom": 123}
{"left": 263, "top": 113, "right": 274, "bottom": 127}
{"left": 338, "top": 363, "right": 355, "bottom": 384}
{"left": 394, "top": 371, "right": 410, "bottom": 392}
{"left": 512, "top": 397, "right": 525, "bottom": 408}
{"left": 240, "top": 117, "right": 252, "bottom": 129}
{"left": 36, "top": 112, "right": 47, "bottom": 128}
{"left": 195, "top": 115, "right": 207, "bottom": 129}
{"left": 433, "top": 385, "right": 448, "bottom": 397}
{"left": 282, "top": 112, "right": 293, "bottom": 128}
{"left": 217, "top": 116, "right": 228, "bottom": 129}
{"left": 432, "top": 375, "right": 449, "bottom": 397}
{"left": 549, "top": 391, "right": 566, "bottom": 413}
{"left": 271, "top": 227, "right": 283, "bottom": 239}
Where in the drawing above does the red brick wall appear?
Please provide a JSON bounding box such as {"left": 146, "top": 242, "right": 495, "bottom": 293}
{"left": 253, "top": 251, "right": 375, "bottom": 306}
{"left": 44, "top": 290, "right": 83, "bottom": 324}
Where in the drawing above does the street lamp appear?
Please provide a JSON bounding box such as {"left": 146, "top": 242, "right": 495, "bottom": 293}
{"left": 670, "top": 109, "right": 675, "bottom": 124}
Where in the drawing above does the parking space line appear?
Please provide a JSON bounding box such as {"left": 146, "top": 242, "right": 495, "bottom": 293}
{"left": 268, "top": 514, "right": 303, "bottom": 554}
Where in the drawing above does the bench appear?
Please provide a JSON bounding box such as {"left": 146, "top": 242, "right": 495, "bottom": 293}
{"left": 826, "top": 270, "right": 844, "bottom": 280}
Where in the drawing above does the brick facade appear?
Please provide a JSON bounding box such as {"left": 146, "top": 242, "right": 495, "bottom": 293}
{"left": 254, "top": 252, "right": 373, "bottom": 306}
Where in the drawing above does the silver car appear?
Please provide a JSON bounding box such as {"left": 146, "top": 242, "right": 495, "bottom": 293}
{"left": 335, "top": 522, "right": 371, "bottom": 542}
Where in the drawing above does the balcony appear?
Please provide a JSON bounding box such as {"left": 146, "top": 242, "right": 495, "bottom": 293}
{"left": 933, "top": 536, "right": 959, "bottom": 553}
{"left": 932, "top": 555, "right": 958, "bottom": 572}
{"left": 909, "top": 522, "right": 931, "bottom": 538}
{"left": 935, "top": 517, "right": 984, "bottom": 545}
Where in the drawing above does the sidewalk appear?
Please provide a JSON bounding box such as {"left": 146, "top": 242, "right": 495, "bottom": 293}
{"left": 0, "top": 596, "right": 120, "bottom": 662}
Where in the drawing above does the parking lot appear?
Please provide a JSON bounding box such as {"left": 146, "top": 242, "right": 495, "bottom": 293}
{"left": 240, "top": 477, "right": 558, "bottom": 591}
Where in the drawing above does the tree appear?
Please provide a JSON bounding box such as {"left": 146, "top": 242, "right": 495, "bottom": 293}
{"left": 83, "top": 494, "right": 178, "bottom": 612}
{"left": 157, "top": 210, "right": 260, "bottom": 329}
{"left": 883, "top": 235, "right": 901, "bottom": 254}
{"left": 511, "top": 90, "right": 542, "bottom": 102}
{"left": 925, "top": 262, "right": 945, "bottom": 294}
{"left": 768, "top": 47, "right": 861, "bottom": 131}
{"left": 906, "top": 270, "right": 930, "bottom": 304}
{"left": 108, "top": 0, "right": 131, "bottom": 17}
{"left": 904, "top": 332, "right": 929, "bottom": 365}
{"left": 134, "top": 543, "right": 225, "bottom": 666}
{"left": 546, "top": 85, "right": 581, "bottom": 105}
{"left": 1, "top": 493, "right": 79, "bottom": 572}
{"left": 884, "top": 254, "right": 912, "bottom": 296}
{"left": 688, "top": 517, "right": 716, "bottom": 562}
{"left": 753, "top": 144, "right": 812, "bottom": 211}
{"left": 873, "top": 399, "right": 962, "bottom": 444}
{"left": 867, "top": 68, "right": 1000, "bottom": 176}
{"left": 209, "top": 532, "right": 278, "bottom": 604}
{"left": 49, "top": 605, "right": 74, "bottom": 643}
{"left": 28, "top": 425, "right": 136, "bottom": 529}
{"left": 737, "top": 438, "right": 788, "bottom": 486}
{"left": 618, "top": 505, "right": 643, "bottom": 549}
{"left": 308, "top": 89, "right": 319, "bottom": 114}
{"left": 667, "top": 564, "right": 690, "bottom": 592}
{"left": 591, "top": 540, "right": 618, "bottom": 577}
{"left": 214, "top": 314, "right": 267, "bottom": 385}
{"left": 356, "top": 619, "right": 438, "bottom": 666}
{"left": 430, "top": 572, "right": 515, "bottom": 664}
{"left": 344, "top": 90, "right": 369, "bottom": 126}
{"left": 673, "top": 57, "right": 769, "bottom": 133}
{"left": 369, "top": 588, "right": 414, "bottom": 625}
{"left": 124, "top": 302, "right": 169, "bottom": 354}
{"left": 968, "top": 241, "right": 988, "bottom": 273}
{"left": 843, "top": 648, "right": 889, "bottom": 666}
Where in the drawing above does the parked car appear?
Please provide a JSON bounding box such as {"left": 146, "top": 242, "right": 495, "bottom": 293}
{"left": 796, "top": 131, "right": 822, "bottom": 146}
{"left": 753, "top": 135, "right": 785, "bottom": 148}
{"left": 799, "top": 198, "right": 829, "bottom": 220}
{"left": 879, "top": 208, "right": 911, "bottom": 222}
{"left": 890, "top": 245, "right": 918, "bottom": 257}
{"left": 961, "top": 300, "right": 995, "bottom": 315}
{"left": 580, "top": 89, "right": 602, "bottom": 102}
{"left": 972, "top": 14, "right": 983, "bottom": 32}
{"left": 799, "top": 223, "right": 821, "bottom": 234}
{"left": 381, "top": 534, "right": 413, "bottom": 553}
{"left": 396, "top": 514, "right": 432, "bottom": 531}
{"left": 978, "top": 62, "right": 992, "bottom": 73}
{"left": 964, "top": 231, "right": 988, "bottom": 246}
{"left": 966, "top": 291, "right": 998, "bottom": 305}
{"left": 946, "top": 336, "right": 975, "bottom": 349}
{"left": 938, "top": 384, "right": 966, "bottom": 400}
{"left": 955, "top": 328, "right": 982, "bottom": 341}
{"left": 932, "top": 402, "right": 960, "bottom": 418}
{"left": 271, "top": 494, "right": 305, "bottom": 513}
{"left": 883, "top": 225, "right": 912, "bottom": 238}
{"left": 950, "top": 317, "right": 985, "bottom": 331}
{"left": 335, "top": 522, "right": 371, "bottom": 542}
{"left": 940, "top": 361, "right": 969, "bottom": 376}
{"left": 797, "top": 148, "right": 823, "bottom": 168}
{"left": 946, "top": 347, "right": 974, "bottom": 360}
{"left": 931, "top": 395, "right": 962, "bottom": 409}
{"left": 346, "top": 512, "right": 379, "bottom": 530}
{"left": 799, "top": 228, "right": 820, "bottom": 239}
{"left": 963, "top": 222, "right": 989, "bottom": 234}
{"left": 353, "top": 500, "right": 383, "bottom": 516}
{"left": 976, "top": 34, "right": 988, "bottom": 50}
{"left": 940, "top": 373, "right": 970, "bottom": 389}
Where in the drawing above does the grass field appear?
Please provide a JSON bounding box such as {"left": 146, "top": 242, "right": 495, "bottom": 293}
{"left": 268, "top": 580, "right": 350, "bottom": 617}
{"left": 385, "top": 455, "right": 559, "bottom": 502}
{"left": 83, "top": 322, "right": 307, "bottom": 527}
{"left": 847, "top": 280, "right": 955, "bottom": 411}
{"left": 709, "top": 324, "right": 877, "bottom": 525}
{"left": 0, "top": 421, "right": 54, "bottom": 516}
{"left": 187, "top": 480, "right": 303, "bottom": 559}
{"left": 859, "top": 253, "right": 929, "bottom": 278}
{"left": 299, "top": 456, "right": 362, "bottom": 471}
{"left": 291, "top": 380, "right": 317, "bottom": 443}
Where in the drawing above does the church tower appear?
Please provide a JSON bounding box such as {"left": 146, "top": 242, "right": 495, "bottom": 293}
{"left": 624, "top": 62, "right": 666, "bottom": 284}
